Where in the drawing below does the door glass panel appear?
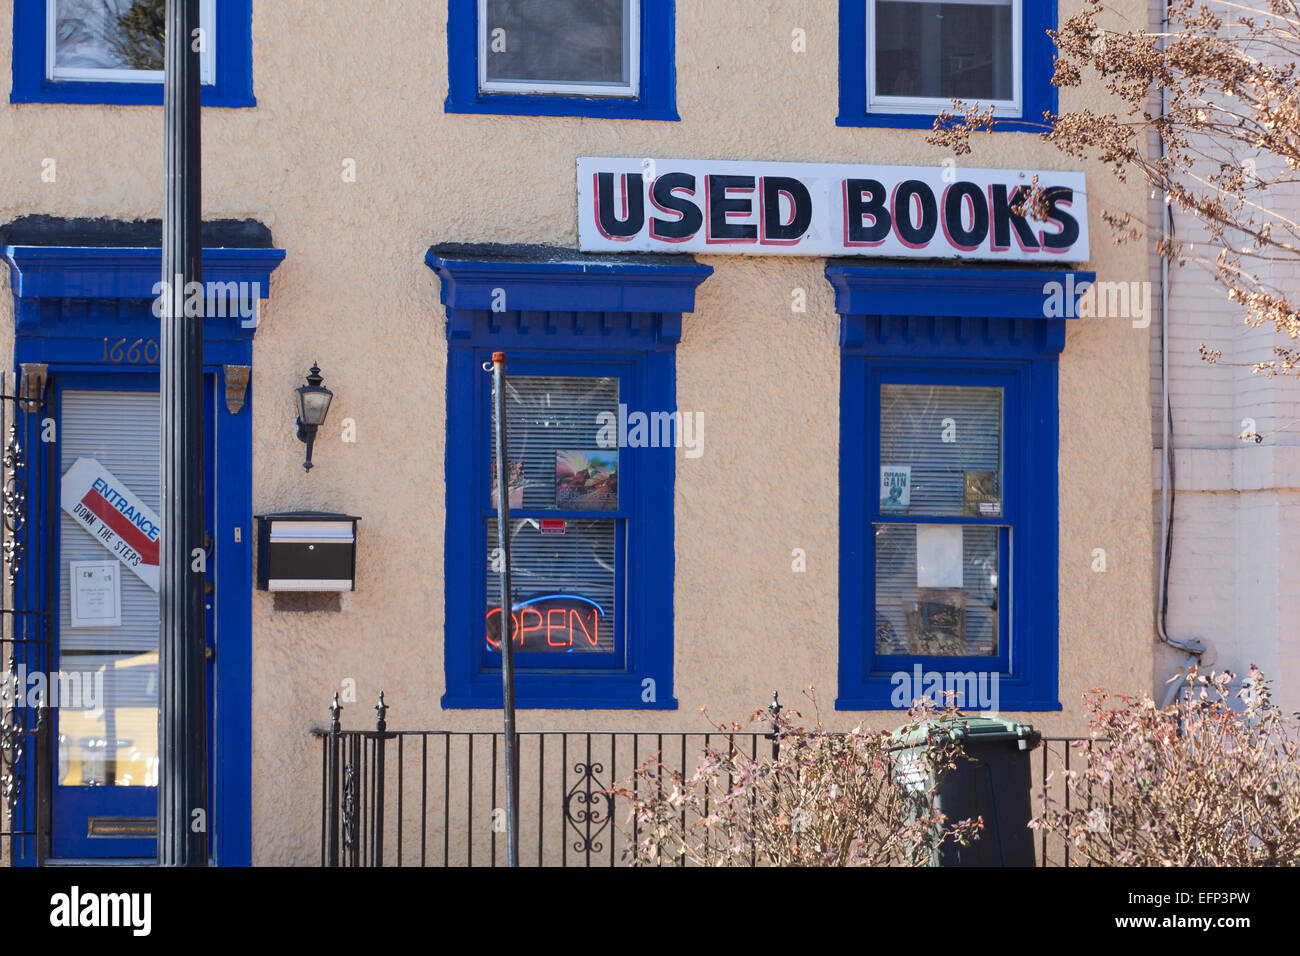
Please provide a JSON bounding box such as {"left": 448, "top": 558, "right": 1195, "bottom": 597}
{"left": 58, "top": 391, "right": 160, "bottom": 787}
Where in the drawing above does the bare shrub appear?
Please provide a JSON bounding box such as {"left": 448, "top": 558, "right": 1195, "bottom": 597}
{"left": 1033, "top": 667, "right": 1300, "bottom": 866}
{"left": 611, "top": 692, "right": 982, "bottom": 867}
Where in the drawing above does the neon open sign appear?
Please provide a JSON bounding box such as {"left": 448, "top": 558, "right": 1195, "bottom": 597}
{"left": 485, "top": 594, "right": 608, "bottom": 653}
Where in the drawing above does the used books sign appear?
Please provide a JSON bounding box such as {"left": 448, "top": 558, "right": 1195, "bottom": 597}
{"left": 61, "top": 458, "right": 161, "bottom": 592}
{"left": 578, "top": 157, "right": 1089, "bottom": 262}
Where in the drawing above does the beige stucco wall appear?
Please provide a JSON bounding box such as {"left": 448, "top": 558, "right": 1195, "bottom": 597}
{"left": 0, "top": 1, "right": 1154, "bottom": 865}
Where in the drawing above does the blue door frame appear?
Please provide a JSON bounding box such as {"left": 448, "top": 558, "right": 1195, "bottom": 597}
{"left": 3, "top": 243, "right": 284, "bottom": 865}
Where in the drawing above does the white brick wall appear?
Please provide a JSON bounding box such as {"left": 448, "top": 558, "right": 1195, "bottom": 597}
{"left": 1147, "top": 0, "right": 1300, "bottom": 713}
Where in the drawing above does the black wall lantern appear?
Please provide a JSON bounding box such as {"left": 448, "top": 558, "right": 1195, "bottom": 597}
{"left": 295, "top": 363, "right": 333, "bottom": 471}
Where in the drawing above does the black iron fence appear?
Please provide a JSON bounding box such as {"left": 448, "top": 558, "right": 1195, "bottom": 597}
{"left": 315, "top": 694, "right": 783, "bottom": 867}
{"left": 1, "top": 369, "right": 51, "bottom": 867}
{"left": 316, "top": 694, "right": 1101, "bottom": 867}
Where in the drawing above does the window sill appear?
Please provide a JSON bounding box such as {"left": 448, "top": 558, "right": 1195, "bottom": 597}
{"left": 835, "top": 111, "right": 1040, "bottom": 131}
{"left": 445, "top": 667, "right": 677, "bottom": 710}
{"left": 835, "top": 690, "right": 1063, "bottom": 713}
{"left": 444, "top": 92, "right": 678, "bottom": 121}
{"left": 11, "top": 82, "right": 256, "bottom": 108}
{"left": 443, "top": 693, "right": 680, "bottom": 711}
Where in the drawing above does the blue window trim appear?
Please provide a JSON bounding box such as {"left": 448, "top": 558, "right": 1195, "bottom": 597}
{"left": 11, "top": 0, "right": 255, "bottom": 107}
{"left": 444, "top": 0, "right": 678, "bottom": 121}
{"left": 827, "top": 264, "right": 1092, "bottom": 712}
{"left": 836, "top": 0, "right": 1056, "bottom": 131}
{"left": 2, "top": 243, "right": 285, "bottom": 865}
{"left": 427, "top": 247, "right": 711, "bottom": 709}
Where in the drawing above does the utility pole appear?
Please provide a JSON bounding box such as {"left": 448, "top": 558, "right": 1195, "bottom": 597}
{"left": 491, "top": 352, "right": 519, "bottom": 866}
{"left": 158, "top": 0, "right": 208, "bottom": 867}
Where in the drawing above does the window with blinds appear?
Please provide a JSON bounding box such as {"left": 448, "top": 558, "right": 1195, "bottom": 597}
{"left": 485, "top": 375, "right": 621, "bottom": 655}
{"left": 58, "top": 389, "right": 161, "bottom": 786}
{"left": 875, "top": 384, "right": 1004, "bottom": 658}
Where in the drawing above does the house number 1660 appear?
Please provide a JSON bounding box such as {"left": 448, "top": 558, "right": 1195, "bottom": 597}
{"left": 102, "top": 338, "right": 160, "bottom": 364}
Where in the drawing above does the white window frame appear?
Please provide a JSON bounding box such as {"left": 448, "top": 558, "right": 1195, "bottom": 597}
{"left": 477, "top": 0, "right": 640, "bottom": 98}
{"left": 866, "top": 0, "right": 1022, "bottom": 116}
{"left": 46, "top": 0, "right": 216, "bottom": 85}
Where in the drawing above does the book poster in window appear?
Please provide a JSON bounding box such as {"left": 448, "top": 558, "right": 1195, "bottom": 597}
{"left": 556, "top": 451, "right": 618, "bottom": 510}
{"left": 880, "top": 465, "right": 911, "bottom": 513}
{"left": 964, "top": 470, "right": 1001, "bottom": 518}
{"left": 490, "top": 458, "right": 525, "bottom": 509}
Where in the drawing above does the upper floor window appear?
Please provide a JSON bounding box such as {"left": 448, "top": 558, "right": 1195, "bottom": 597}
{"left": 446, "top": 0, "right": 677, "bottom": 120}
{"left": 11, "top": 0, "right": 256, "bottom": 107}
{"left": 870, "top": 0, "right": 1020, "bottom": 116}
{"left": 47, "top": 0, "right": 215, "bottom": 84}
{"left": 837, "top": 0, "right": 1053, "bottom": 130}
{"left": 479, "top": 0, "right": 638, "bottom": 98}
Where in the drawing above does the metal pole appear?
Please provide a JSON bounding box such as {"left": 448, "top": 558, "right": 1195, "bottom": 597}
{"left": 158, "top": 0, "right": 208, "bottom": 866}
{"left": 491, "top": 351, "right": 519, "bottom": 867}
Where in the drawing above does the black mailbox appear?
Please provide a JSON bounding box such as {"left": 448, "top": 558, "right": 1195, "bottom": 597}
{"left": 256, "top": 512, "right": 360, "bottom": 592}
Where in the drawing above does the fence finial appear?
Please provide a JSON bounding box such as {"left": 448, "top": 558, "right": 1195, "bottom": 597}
{"left": 375, "top": 691, "right": 388, "bottom": 732}
{"left": 329, "top": 692, "right": 342, "bottom": 733}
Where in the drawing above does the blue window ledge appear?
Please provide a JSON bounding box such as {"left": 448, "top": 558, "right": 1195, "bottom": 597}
{"left": 837, "top": 1, "right": 1056, "bottom": 131}
{"left": 444, "top": 0, "right": 678, "bottom": 121}
{"left": 11, "top": 0, "right": 255, "bottom": 107}
{"left": 428, "top": 245, "right": 711, "bottom": 709}
{"left": 828, "top": 264, "right": 1092, "bottom": 713}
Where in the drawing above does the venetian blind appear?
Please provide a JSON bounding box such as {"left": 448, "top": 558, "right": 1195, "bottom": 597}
{"left": 490, "top": 375, "right": 620, "bottom": 512}
{"left": 875, "top": 384, "right": 1003, "bottom": 658}
{"left": 879, "top": 384, "right": 1002, "bottom": 517}
{"left": 485, "top": 374, "right": 621, "bottom": 655}
{"left": 57, "top": 390, "right": 160, "bottom": 785}
{"left": 485, "top": 518, "right": 617, "bottom": 654}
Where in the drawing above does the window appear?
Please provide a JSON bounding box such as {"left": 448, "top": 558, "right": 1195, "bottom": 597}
{"left": 12, "top": 0, "right": 255, "bottom": 106}
{"left": 429, "top": 246, "right": 712, "bottom": 708}
{"left": 47, "top": 0, "right": 215, "bottom": 84}
{"left": 479, "top": 0, "right": 638, "bottom": 98}
{"left": 875, "top": 384, "right": 1006, "bottom": 662}
{"left": 837, "top": 0, "right": 1053, "bottom": 130}
{"left": 486, "top": 374, "right": 624, "bottom": 662}
{"left": 870, "top": 0, "right": 1019, "bottom": 115}
{"left": 829, "top": 264, "right": 1092, "bottom": 711}
{"left": 446, "top": 0, "right": 677, "bottom": 120}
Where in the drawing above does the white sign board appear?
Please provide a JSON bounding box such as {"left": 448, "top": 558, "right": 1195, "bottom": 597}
{"left": 60, "top": 457, "right": 161, "bottom": 592}
{"left": 69, "top": 560, "right": 122, "bottom": 628}
{"left": 578, "top": 157, "right": 1089, "bottom": 262}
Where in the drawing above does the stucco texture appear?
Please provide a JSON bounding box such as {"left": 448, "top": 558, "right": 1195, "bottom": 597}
{"left": 0, "top": 1, "right": 1153, "bottom": 865}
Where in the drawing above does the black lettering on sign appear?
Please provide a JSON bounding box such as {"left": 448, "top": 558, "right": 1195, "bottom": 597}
{"left": 759, "top": 176, "right": 813, "bottom": 244}
{"left": 1041, "top": 187, "right": 1080, "bottom": 251}
{"left": 989, "top": 184, "right": 1041, "bottom": 252}
{"left": 593, "top": 172, "right": 644, "bottom": 240}
{"left": 706, "top": 175, "right": 757, "bottom": 243}
{"left": 649, "top": 172, "right": 702, "bottom": 242}
{"left": 941, "top": 182, "right": 990, "bottom": 251}
{"left": 892, "top": 180, "right": 938, "bottom": 248}
{"left": 844, "top": 178, "right": 891, "bottom": 245}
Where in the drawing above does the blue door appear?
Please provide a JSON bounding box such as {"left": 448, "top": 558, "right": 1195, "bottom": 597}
{"left": 48, "top": 372, "right": 218, "bottom": 860}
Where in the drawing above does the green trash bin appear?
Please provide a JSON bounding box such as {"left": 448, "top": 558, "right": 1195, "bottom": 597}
{"left": 893, "top": 716, "right": 1042, "bottom": 867}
